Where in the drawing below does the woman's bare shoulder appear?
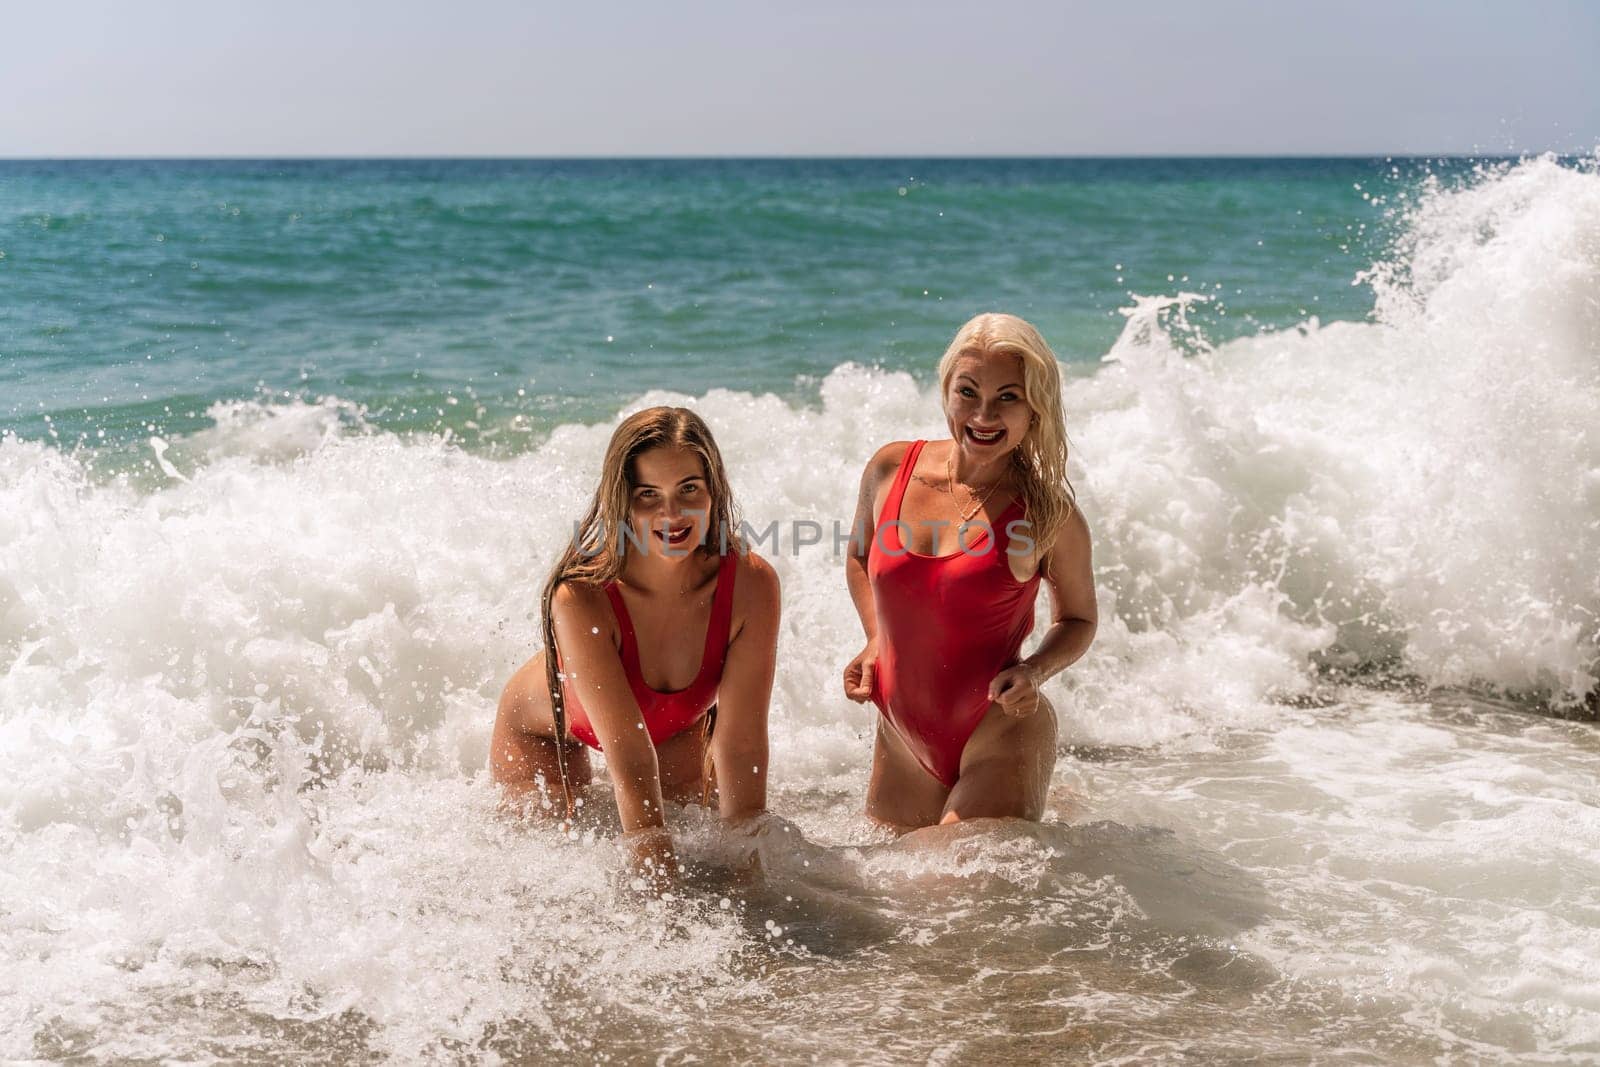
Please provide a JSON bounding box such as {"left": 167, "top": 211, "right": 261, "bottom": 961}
{"left": 548, "top": 577, "right": 609, "bottom": 623}
{"left": 869, "top": 439, "right": 913, "bottom": 469}
{"left": 861, "top": 440, "right": 914, "bottom": 487}
{"left": 733, "top": 549, "right": 782, "bottom": 611}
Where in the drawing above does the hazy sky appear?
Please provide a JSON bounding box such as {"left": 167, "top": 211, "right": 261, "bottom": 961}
{"left": 4, "top": 0, "right": 1597, "bottom": 156}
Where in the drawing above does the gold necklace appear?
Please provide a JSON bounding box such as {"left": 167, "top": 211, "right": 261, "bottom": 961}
{"left": 946, "top": 451, "right": 1000, "bottom": 523}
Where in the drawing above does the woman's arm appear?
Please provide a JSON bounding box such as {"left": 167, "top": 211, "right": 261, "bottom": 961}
{"left": 843, "top": 442, "right": 907, "bottom": 701}
{"left": 989, "top": 506, "right": 1098, "bottom": 715}
{"left": 550, "top": 583, "right": 677, "bottom": 878}
{"left": 709, "top": 552, "right": 782, "bottom": 823}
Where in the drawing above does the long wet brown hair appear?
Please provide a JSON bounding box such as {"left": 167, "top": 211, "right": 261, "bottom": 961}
{"left": 540, "top": 406, "right": 743, "bottom": 813}
{"left": 936, "top": 312, "right": 1077, "bottom": 569}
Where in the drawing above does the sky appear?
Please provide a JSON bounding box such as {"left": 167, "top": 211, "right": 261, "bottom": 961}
{"left": 3, "top": 0, "right": 1597, "bottom": 157}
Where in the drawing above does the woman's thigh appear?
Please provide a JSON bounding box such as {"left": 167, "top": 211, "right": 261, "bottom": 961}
{"left": 940, "top": 697, "right": 1057, "bottom": 824}
{"left": 865, "top": 720, "right": 951, "bottom": 832}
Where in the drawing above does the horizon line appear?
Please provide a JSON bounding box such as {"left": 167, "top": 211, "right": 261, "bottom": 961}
{"left": 0, "top": 149, "right": 1574, "bottom": 159}
{"left": 0, "top": 151, "right": 1565, "bottom": 163}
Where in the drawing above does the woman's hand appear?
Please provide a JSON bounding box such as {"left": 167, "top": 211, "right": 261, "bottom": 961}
{"left": 723, "top": 811, "right": 775, "bottom": 885}
{"left": 988, "top": 661, "right": 1043, "bottom": 717}
{"left": 623, "top": 826, "right": 680, "bottom": 897}
{"left": 843, "top": 639, "right": 879, "bottom": 703}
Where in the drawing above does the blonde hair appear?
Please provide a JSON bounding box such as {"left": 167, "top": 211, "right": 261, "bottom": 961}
{"left": 539, "top": 406, "right": 742, "bottom": 810}
{"left": 937, "top": 312, "right": 1075, "bottom": 566}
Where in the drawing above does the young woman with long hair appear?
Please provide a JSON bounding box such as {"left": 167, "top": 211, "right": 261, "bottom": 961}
{"left": 842, "top": 313, "right": 1097, "bottom": 831}
{"left": 491, "top": 406, "right": 781, "bottom": 885}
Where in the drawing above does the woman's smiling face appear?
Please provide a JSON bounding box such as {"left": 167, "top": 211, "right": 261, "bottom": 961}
{"left": 628, "top": 445, "right": 712, "bottom": 556}
{"left": 944, "top": 349, "right": 1033, "bottom": 463}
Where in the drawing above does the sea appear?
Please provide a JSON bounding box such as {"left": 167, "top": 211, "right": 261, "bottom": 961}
{"left": 2, "top": 156, "right": 1597, "bottom": 1063}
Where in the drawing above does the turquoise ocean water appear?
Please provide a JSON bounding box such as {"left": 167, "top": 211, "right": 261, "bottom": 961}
{"left": 4, "top": 156, "right": 1600, "bottom": 1061}
{"left": 3, "top": 158, "right": 1393, "bottom": 456}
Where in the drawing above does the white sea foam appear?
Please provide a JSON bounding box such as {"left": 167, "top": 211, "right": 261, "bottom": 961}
{"left": 2, "top": 155, "right": 1598, "bottom": 1060}
{"left": 1068, "top": 154, "right": 1600, "bottom": 738}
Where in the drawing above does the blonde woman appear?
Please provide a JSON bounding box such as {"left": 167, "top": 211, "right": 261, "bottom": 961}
{"left": 492, "top": 407, "right": 781, "bottom": 884}
{"left": 842, "top": 313, "right": 1097, "bottom": 831}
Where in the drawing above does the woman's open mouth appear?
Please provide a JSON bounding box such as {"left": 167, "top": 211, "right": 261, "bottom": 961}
{"left": 965, "top": 425, "right": 1005, "bottom": 446}
{"left": 656, "top": 524, "right": 694, "bottom": 547}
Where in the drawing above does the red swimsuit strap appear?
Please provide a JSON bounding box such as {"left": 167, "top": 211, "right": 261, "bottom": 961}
{"left": 701, "top": 550, "right": 738, "bottom": 678}
{"left": 880, "top": 439, "right": 927, "bottom": 526}
{"left": 601, "top": 581, "right": 641, "bottom": 678}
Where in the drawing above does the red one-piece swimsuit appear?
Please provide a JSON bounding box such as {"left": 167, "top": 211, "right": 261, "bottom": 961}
{"left": 564, "top": 550, "right": 737, "bottom": 749}
{"left": 868, "top": 440, "right": 1041, "bottom": 787}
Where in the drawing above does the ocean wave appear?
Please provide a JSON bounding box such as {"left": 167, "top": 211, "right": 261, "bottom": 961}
{"left": 2, "top": 153, "right": 1599, "bottom": 1062}
{"left": 1, "top": 159, "right": 1597, "bottom": 795}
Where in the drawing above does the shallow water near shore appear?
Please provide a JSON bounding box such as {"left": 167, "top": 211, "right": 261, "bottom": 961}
{"left": 15, "top": 691, "right": 1598, "bottom": 1063}
{"left": 3, "top": 155, "right": 1599, "bottom": 1061}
